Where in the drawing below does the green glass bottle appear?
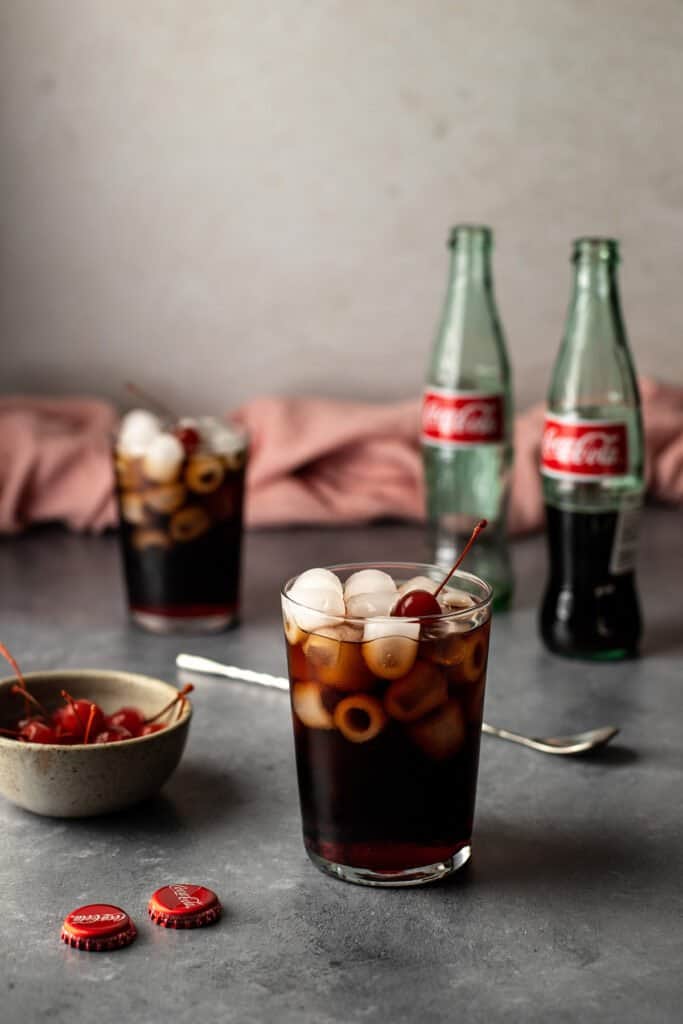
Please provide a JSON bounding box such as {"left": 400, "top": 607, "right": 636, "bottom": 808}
{"left": 540, "top": 238, "right": 644, "bottom": 659}
{"left": 421, "top": 226, "right": 514, "bottom": 610}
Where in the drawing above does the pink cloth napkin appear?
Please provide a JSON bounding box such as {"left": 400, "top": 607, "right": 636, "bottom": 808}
{"left": 0, "top": 396, "right": 117, "bottom": 534}
{"left": 1, "top": 380, "right": 682, "bottom": 535}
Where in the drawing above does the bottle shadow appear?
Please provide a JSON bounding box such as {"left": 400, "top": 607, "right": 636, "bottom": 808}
{"left": 439, "top": 818, "right": 655, "bottom": 892}
{"left": 641, "top": 619, "right": 683, "bottom": 657}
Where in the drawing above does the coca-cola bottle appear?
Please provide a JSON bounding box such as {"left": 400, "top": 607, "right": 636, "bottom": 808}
{"left": 540, "top": 237, "right": 644, "bottom": 659}
{"left": 421, "top": 225, "right": 514, "bottom": 610}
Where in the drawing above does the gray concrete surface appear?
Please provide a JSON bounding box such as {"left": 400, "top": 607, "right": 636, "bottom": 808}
{"left": 0, "top": 511, "right": 681, "bottom": 1023}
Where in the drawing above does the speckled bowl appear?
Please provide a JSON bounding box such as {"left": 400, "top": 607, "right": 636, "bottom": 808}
{"left": 0, "top": 670, "right": 192, "bottom": 817}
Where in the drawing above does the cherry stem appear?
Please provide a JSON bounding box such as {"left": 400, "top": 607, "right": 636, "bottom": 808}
{"left": 433, "top": 519, "right": 488, "bottom": 600}
{"left": 60, "top": 690, "right": 88, "bottom": 733}
{"left": 10, "top": 685, "right": 50, "bottom": 720}
{"left": 83, "top": 704, "right": 97, "bottom": 745}
{"left": 0, "top": 642, "right": 32, "bottom": 718}
{"left": 0, "top": 727, "right": 20, "bottom": 737}
{"left": 145, "top": 684, "right": 194, "bottom": 725}
{"left": 125, "top": 381, "right": 175, "bottom": 422}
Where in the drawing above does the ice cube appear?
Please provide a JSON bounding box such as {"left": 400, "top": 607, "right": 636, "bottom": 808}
{"left": 397, "top": 575, "right": 439, "bottom": 597}
{"left": 292, "top": 568, "right": 344, "bottom": 597}
{"left": 143, "top": 432, "right": 185, "bottom": 484}
{"left": 455, "top": 630, "right": 488, "bottom": 684}
{"left": 408, "top": 701, "right": 466, "bottom": 760}
{"left": 288, "top": 586, "right": 346, "bottom": 633}
{"left": 302, "top": 626, "right": 373, "bottom": 691}
{"left": 362, "top": 618, "right": 419, "bottom": 679}
{"left": 292, "top": 681, "right": 334, "bottom": 730}
{"left": 344, "top": 569, "right": 397, "bottom": 601}
{"left": 346, "top": 591, "right": 396, "bottom": 618}
{"left": 117, "top": 409, "right": 163, "bottom": 455}
{"left": 333, "top": 694, "right": 387, "bottom": 743}
{"left": 143, "top": 483, "right": 186, "bottom": 515}
{"left": 119, "top": 492, "right": 148, "bottom": 525}
{"left": 198, "top": 416, "right": 245, "bottom": 456}
{"left": 384, "top": 661, "right": 448, "bottom": 722}
{"left": 282, "top": 596, "right": 307, "bottom": 646}
{"left": 439, "top": 588, "right": 476, "bottom": 612}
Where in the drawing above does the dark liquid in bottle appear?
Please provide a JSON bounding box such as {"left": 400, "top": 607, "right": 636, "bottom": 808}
{"left": 540, "top": 505, "right": 641, "bottom": 660}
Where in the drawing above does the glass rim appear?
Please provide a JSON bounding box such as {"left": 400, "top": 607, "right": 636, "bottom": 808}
{"left": 281, "top": 561, "right": 493, "bottom": 625}
{"left": 112, "top": 413, "right": 249, "bottom": 454}
{"left": 448, "top": 224, "right": 492, "bottom": 248}
{"left": 572, "top": 237, "right": 619, "bottom": 263}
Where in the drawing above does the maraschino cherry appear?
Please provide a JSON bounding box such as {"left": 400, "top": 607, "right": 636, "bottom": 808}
{"left": 174, "top": 425, "right": 201, "bottom": 455}
{"left": 107, "top": 707, "right": 146, "bottom": 735}
{"left": 392, "top": 519, "right": 488, "bottom": 618}
{"left": 0, "top": 642, "right": 193, "bottom": 746}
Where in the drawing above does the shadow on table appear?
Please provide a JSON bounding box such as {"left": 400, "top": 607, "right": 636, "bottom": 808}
{"left": 465, "top": 818, "right": 654, "bottom": 890}
{"left": 573, "top": 742, "right": 638, "bottom": 765}
{"left": 641, "top": 617, "right": 683, "bottom": 657}
{"left": 65, "top": 761, "right": 243, "bottom": 838}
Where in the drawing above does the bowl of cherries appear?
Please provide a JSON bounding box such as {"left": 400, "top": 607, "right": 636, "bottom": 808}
{"left": 0, "top": 644, "right": 192, "bottom": 817}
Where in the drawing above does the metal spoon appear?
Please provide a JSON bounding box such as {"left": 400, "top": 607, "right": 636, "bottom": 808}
{"left": 176, "top": 653, "right": 620, "bottom": 757}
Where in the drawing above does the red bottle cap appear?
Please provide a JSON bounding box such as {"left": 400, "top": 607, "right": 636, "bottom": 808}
{"left": 61, "top": 904, "right": 137, "bottom": 952}
{"left": 147, "top": 884, "right": 222, "bottom": 929}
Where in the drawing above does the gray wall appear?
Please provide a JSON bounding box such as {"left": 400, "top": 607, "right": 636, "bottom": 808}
{"left": 1, "top": 1, "right": 681, "bottom": 414}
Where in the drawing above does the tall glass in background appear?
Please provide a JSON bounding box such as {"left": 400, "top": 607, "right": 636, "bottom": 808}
{"left": 281, "top": 563, "right": 493, "bottom": 887}
{"left": 114, "top": 415, "right": 248, "bottom": 633}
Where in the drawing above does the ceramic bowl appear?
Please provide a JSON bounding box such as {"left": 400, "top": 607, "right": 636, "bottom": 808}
{"left": 0, "top": 670, "right": 192, "bottom": 817}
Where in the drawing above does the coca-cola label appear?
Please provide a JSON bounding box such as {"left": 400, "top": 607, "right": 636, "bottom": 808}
{"left": 541, "top": 416, "right": 628, "bottom": 480}
{"left": 421, "top": 389, "right": 504, "bottom": 446}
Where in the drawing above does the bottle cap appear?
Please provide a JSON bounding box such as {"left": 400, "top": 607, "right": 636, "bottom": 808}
{"left": 148, "top": 884, "right": 222, "bottom": 929}
{"left": 61, "top": 904, "right": 137, "bottom": 952}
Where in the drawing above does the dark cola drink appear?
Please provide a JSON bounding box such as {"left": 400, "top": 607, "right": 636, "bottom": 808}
{"left": 114, "top": 411, "right": 247, "bottom": 633}
{"left": 541, "top": 506, "right": 641, "bottom": 658}
{"left": 540, "top": 239, "right": 644, "bottom": 660}
{"left": 281, "top": 564, "right": 492, "bottom": 887}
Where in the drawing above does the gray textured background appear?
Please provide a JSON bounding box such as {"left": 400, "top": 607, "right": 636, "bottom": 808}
{"left": 1, "top": 1, "right": 682, "bottom": 412}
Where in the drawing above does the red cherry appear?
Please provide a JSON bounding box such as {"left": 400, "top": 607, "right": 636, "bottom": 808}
{"left": 107, "top": 707, "right": 145, "bottom": 736}
{"left": 175, "top": 426, "right": 201, "bottom": 455}
{"left": 93, "top": 725, "right": 133, "bottom": 744}
{"left": 54, "top": 696, "right": 105, "bottom": 739}
{"left": 140, "top": 723, "right": 165, "bottom": 736}
{"left": 394, "top": 519, "right": 489, "bottom": 620}
{"left": 392, "top": 589, "right": 442, "bottom": 618}
{"left": 17, "top": 715, "right": 47, "bottom": 730}
{"left": 20, "top": 720, "right": 57, "bottom": 744}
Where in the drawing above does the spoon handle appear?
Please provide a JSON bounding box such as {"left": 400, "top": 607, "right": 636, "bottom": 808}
{"left": 481, "top": 721, "right": 547, "bottom": 752}
{"left": 175, "top": 654, "right": 290, "bottom": 691}
{"left": 175, "top": 655, "right": 612, "bottom": 755}
{"left": 176, "top": 655, "right": 538, "bottom": 743}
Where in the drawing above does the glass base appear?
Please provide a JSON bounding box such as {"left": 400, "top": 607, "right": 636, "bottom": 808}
{"left": 131, "top": 609, "right": 237, "bottom": 634}
{"left": 306, "top": 844, "right": 471, "bottom": 887}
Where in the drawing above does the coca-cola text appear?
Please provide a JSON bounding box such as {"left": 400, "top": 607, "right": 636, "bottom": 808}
{"left": 541, "top": 417, "right": 628, "bottom": 479}
{"left": 422, "top": 390, "right": 504, "bottom": 446}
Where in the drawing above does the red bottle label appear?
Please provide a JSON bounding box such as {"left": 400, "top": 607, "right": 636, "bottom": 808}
{"left": 421, "top": 389, "right": 504, "bottom": 446}
{"left": 541, "top": 416, "right": 628, "bottom": 479}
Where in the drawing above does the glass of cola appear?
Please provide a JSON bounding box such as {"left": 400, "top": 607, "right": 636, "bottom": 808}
{"left": 281, "top": 562, "right": 493, "bottom": 886}
{"left": 114, "top": 410, "right": 248, "bottom": 633}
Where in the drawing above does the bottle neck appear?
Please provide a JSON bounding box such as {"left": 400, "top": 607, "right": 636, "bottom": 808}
{"left": 567, "top": 257, "right": 625, "bottom": 351}
{"left": 573, "top": 259, "right": 618, "bottom": 300}
{"left": 448, "top": 239, "right": 492, "bottom": 290}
